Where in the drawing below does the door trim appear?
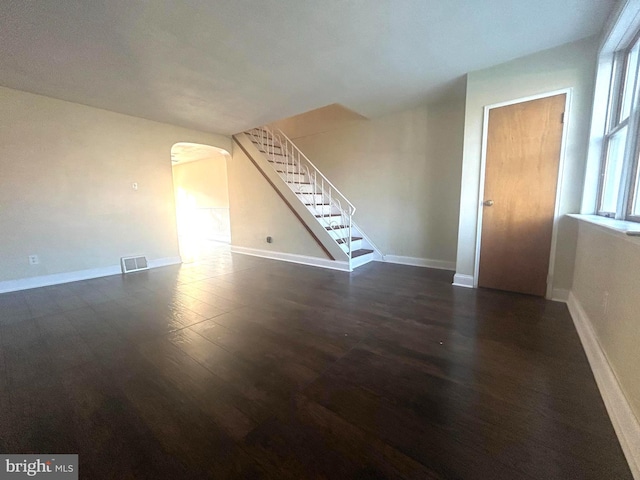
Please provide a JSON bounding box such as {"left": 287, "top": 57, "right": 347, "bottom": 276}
{"left": 473, "top": 88, "right": 572, "bottom": 299}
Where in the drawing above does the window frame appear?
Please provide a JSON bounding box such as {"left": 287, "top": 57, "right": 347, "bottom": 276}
{"left": 626, "top": 150, "right": 640, "bottom": 221}
{"left": 597, "top": 31, "right": 640, "bottom": 222}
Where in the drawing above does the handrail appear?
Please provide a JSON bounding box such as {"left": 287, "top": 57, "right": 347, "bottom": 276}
{"left": 273, "top": 127, "right": 356, "bottom": 216}
{"left": 246, "top": 126, "right": 356, "bottom": 263}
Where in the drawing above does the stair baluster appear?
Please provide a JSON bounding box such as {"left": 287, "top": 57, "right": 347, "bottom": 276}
{"left": 246, "top": 126, "right": 373, "bottom": 269}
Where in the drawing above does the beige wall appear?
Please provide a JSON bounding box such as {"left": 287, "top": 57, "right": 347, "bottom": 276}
{"left": 0, "top": 86, "right": 230, "bottom": 283}
{"left": 456, "top": 36, "right": 598, "bottom": 293}
{"left": 227, "top": 146, "right": 327, "bottom": 258}
{"left": 572, "top": 221, "right": 640, "bottom": 420}
{"left": 172, "top": 156, "right": 230, "bottom": 209}
{"left": 283, "top": 90, "right": 466, "bottom": 264}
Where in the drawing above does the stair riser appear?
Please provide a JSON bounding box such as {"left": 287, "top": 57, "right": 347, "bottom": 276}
{"left": 249, "top": 131, "right": 280, "bottom": 143}
{"left": 249, "top": 136, "right": 282, "bottom": 147}
{"left": 351, "top": 252, "right": 375, "bottom": 269}
{"left": 339, "top": 239, "right": 363, "bottom": 253}
{"left": 296, "top": 193, "right": 325, "bottom": 204}
{"left": 254, "top": 143, "right": 283, "bottom": 152}
{"left": 289, "top": 183, "right": 316, "bottom": 194}
{"left": 266, "top": 154, "right": 289, "bottom": 164}
{"left": 253, "top": 143, "right": 284, "bottom": 154}
{"left": 273, "top": 164, "right": 303, "bottom": 174}
{"left": 279, "top": 172, "right": 307, "bottom": 183}
{"left": 327, "top": 227, "right": 351, "bottom": 239}
{"left": 316, "top": 216, "right": 345, "bottom": 228}
{"left": 306, "top": 204, "right": 341, "bottom": 216}
{"left": 270, "top": 162, "right": 300, "bottom": 172}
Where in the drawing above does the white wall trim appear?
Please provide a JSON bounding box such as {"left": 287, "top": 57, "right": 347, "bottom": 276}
{"left": 452, "top": 273, "right": 474, "bottom": 288}
{"left": 0, "top": 256, "right": 183, "bottom": 294}
{"left": 567, "top": 292, "right": 640, "bottom": 480}
{"left": 148, "top": 256, "right": 182, "bottom": 269}
{"left": 380, "top": 255, "right": 455, "bottom": 271}
{"left": 230, "top": 245, "right": 351, "bottom": 272}
{"left": 0, "top": 266, "right": 121, "bottom": 294}
{"left": 551, "top": 288, "right": 569, "bottom": 303}
{"left": 473, "top": 88, "right": 573, "bottom": 300}
{"left": 582, "top": 0, "right": 640, "bottom": 213}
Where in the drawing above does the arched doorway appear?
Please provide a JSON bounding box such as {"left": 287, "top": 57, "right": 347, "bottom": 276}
{"left": 171, "top": 142, "right": 230, "bottom": 263}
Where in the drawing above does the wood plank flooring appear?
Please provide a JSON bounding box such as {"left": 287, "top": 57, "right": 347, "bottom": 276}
{"left": 0, "top": 248, "right": 632, "bottom": 479}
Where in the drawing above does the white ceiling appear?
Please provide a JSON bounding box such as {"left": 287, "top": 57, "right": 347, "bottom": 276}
{"left": 0, "top": 0, "right": 615, "bottom": 135}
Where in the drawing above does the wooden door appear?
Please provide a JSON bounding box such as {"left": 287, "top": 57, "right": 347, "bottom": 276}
{"left": 478, "top": 94, "right": 565, "bottom": 297}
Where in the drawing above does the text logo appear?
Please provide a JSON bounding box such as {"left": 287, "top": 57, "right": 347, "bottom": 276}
{"left": 0, "top": 456, "right": 77, "bottom": 479}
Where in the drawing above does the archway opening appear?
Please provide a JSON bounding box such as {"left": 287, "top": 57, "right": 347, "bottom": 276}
{"left": 171, "top": 142, "right": 230, "bottom": 263}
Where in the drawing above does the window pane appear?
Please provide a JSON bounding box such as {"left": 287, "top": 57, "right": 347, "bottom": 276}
{"left": 621, "top": 41, "right": 640, "bottom": 121}
{"left": 631, "top": 162, "right": 640, "bottom": 216}
{"left": 601, "top": 126, "right": 628, "bottom": 214}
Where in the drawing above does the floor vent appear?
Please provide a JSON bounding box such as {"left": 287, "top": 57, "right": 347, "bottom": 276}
{"left": 121, "top": 255, "right": 149, "bottom": 274}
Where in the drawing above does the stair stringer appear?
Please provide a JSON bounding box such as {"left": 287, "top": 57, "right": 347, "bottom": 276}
{"left": 233, "top": 133, "right": 350, "bottom": 266}
{"left": 351, "top": 220, "right": 384, "bottom": 261}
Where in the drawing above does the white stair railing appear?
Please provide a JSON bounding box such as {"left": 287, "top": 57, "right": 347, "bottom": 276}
{"left": 246, "top": 126, "right": 356, "bottom": 263}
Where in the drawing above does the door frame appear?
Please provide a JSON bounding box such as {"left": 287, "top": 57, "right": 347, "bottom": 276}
{"left": 473, "top": 88, "right": 572, "bottom": 299}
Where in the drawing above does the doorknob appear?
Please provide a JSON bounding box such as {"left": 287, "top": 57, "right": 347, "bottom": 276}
{"left": 483, "top": 200, "right": 494, "bottom": 207}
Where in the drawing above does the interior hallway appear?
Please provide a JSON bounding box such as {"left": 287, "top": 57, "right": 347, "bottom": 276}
{"left": 0, "top": 250, "right": 632, "bottom": 479}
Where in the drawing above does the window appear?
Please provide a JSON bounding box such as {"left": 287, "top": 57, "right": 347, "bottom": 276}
{"left": 597, "top": 33, "right": 640, "bottom": 222}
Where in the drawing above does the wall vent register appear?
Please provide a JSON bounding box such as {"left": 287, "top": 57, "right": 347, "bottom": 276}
{"left": 120, "top": 255, "right": 149, "bottom": 274}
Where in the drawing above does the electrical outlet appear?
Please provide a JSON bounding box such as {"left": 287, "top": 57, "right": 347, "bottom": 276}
{"left": 132, "top": 182, "right": 138, "bottom": 191}
{"left": 28, "top": 254, "right": 39, "bottom": 265}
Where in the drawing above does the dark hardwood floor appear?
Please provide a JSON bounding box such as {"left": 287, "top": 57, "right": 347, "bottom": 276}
{"left": 0, "top": 248, "right": 632, "bottom": 479}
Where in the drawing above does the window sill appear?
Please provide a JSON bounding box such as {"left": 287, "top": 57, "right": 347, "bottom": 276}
{"left": 568, "top": 214, "right": 640, "bottom": 237}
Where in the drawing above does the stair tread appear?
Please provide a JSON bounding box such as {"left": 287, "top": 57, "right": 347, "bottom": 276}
{"left": 336, "top": 236, "right": 362, "bottom": 244}
{"left": 256, "top": 145, "right": 283, "bottom": 150}
{"left": 315, "top": 213, "right": 341, "bottom": 218}
{"left": 304, "top": 202, "right": 331, "bottom": 206}
{"left": 270, "top": 160, "right": 296, "bottom": 166}
{"left": 326, "top": 225, "right": 348, "bottom": 230}
{"left": 259, "top": 149, "right": 284, "bottom": 154}
{"left": 351, "top": 249, "right": 374, "bottom": 259}
{"left": 256, "top": 145, "right": 287, "bottom": 157}
{"left": 248, "top": 137, "right": 276, "bottom": 144}
{"left": 249, "top": 138, "right": 278, "bottom": 144}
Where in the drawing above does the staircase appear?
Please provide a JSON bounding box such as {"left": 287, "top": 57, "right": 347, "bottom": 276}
{"left": 234, "top": 126, "right": 376, "bottom": 271}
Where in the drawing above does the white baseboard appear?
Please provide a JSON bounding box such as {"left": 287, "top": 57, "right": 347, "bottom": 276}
{"left": 148, "top": 256, "right": 182, "bottom": 269}
{"left": 0, "top": 256, "right": 183, "bottom": 294}
{"left": 380, "top": 255, "right": 455, "bottom": 271}
{"left": 567, "top": 292, "right": 640, "bottom": 480}
{"left": 551, "top": 288, "right": 570, "bottom": 302}
{"left": 230, "top": 246, "right": 351, "bottom": 272}
{"left": 450, "top": 277, "right": 569, "bottom": 299}
{"left": 452, "top": 273, "right": 474, "bottom": 288}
